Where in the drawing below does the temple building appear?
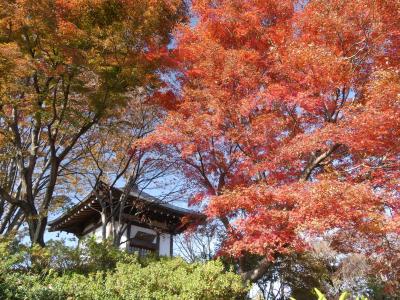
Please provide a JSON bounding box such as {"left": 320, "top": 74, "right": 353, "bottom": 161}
{"left": 48, "top": 183, "right": 201, "bottom": 257}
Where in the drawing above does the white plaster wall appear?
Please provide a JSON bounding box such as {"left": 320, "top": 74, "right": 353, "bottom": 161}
{"left": 81, "top": 222, "right": 172, "bottom": 256}
{"left": 82, "top": 224, "right": 104, "bottom": 241}
{"left": 82, "top": 223, "right": 127, "bottom": 250}
{"left": 159, "top": 233, "right": 171, "bottom": 256}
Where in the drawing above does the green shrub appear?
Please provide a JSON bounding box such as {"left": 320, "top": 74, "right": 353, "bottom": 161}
{"left": 0, "top": 238, "right": 248, "bottom": 300}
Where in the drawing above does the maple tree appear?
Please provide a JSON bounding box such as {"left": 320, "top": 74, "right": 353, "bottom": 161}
{"left": 0, "top": 0, "right": 186, "bottom": 245}
{"left": 145, "top": 0, "right": 400, "bottom": 292}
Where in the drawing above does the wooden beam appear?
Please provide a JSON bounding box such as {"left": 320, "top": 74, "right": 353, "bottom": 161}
{"left": 121, "top": 213, "right": 173, "bottom": 233}
{"left": 129, "top": 237, "right": 157, "bottom": 251}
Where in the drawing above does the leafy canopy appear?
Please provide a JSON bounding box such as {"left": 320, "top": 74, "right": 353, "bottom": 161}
{"left": 145, "top": 0, "right": 400, "bottom": 291}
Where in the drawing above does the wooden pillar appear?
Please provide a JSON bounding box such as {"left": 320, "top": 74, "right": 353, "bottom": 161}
{"left": 170, "top": 234, "right": 173, "bottom": 257}
{"left": 126, "top": 222, "right": 131, "bottom": 251}
{"left": 156, "top": 232, "right": 160, "bottom": 255}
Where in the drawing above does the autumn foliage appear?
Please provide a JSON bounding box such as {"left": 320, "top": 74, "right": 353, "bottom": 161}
{"left": 145, "top": 0, "right": 400, "bottom": 290}
{"left": 0, "top": 0, "right": 399, "bottom": 296}
{"left": 0, "top": 0, "right": 186, "bottom": 245}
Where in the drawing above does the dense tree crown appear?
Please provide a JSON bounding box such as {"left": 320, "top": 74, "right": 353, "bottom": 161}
{"left": 0, "top": 0, "right": 185, "bottom": 245}
{"left": 145, "top": 0, "right": 400, "bottom": 291}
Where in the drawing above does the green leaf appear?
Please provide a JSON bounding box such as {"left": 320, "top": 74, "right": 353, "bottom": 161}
{"left": 339, "top": 291, "right": 350, "bottom": 300}
{"left": 313, "top": 288, "right": 327, "bottom": 300}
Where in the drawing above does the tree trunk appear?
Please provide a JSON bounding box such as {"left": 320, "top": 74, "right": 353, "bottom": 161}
{"left": 26, "top": 217, "right": 46, "bottom": 247}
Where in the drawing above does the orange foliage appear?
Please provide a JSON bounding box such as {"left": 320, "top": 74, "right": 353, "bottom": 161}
{"left": 146, "top": 0, "right": 400, "bottom": 288}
